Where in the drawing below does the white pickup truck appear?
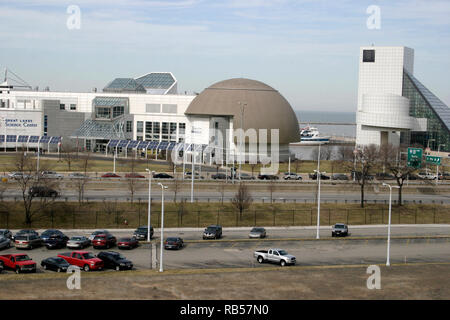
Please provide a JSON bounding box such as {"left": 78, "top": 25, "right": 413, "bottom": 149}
{"left": 254, "top": 248, "right": 296, "bottom": 266}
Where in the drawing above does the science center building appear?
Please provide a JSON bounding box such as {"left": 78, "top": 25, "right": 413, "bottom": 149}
{"left": 0, "top": 72, "right": 300, "bottom": 162}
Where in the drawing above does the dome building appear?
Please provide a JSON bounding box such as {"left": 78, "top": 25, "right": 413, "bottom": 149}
{"left": 185, "top": 78, "right": 300, "bottom": 162}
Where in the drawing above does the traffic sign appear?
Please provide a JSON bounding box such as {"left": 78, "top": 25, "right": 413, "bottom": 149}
{"left": 426, "top": 155, "right": 441, "bottom": 165}
{"left": 407, "top": 147, "right": 423, "bottom": 168}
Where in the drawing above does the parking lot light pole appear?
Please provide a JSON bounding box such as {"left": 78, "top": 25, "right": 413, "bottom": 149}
{"left": 191, "top": 146, "right": 194, "bottom": 203}
{"left": 315, "top": 143, "right": 322, "bottom": 239}
{"left": 158, "top": 183, "right": 168, "bottom": 272}
{"left": 382, "top": 183, "right": 399, "bottom": 267}
{"left": 145, "top": 169, "right": 155, "bottom": 242}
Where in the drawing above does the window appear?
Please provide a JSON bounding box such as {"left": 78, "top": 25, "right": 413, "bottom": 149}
{"left": 178, "top": 123, "right": 186, "bottom": 135}
{"left": 96, "top": 107, "right": 111, "bottom": 119}
{"left": 60, "top": 104, "right": 65, "bottom": 110}
{"left": 153, "top": 122, "right": 160, "bottom": 140}
{"left": 113, "top": 106, "right": 124, "bottom": 118}
{"left": 162, "top": 104, "right": 177, "bottom": 114}
{"left": 145, "top": 122, "right": 153, "bottom": 140}
{"left": 146, "top": 104, "right": 160, "bottom": 113}
{"left": 70, "top": 104, "right": 76, "bottom": 110}
{"left": 44, "top": 115, "right": 48, "bottom": 135}
{"left": 137, "top": 121, "right": 143, "bottom": 133}
{"left": 162, "top": 122, "right": 169, "bottom": 135}
{"left": 363, "top": 49, "right": 375, "bottom": 62}
{"left": 126, "top": 121, "right": 132, "bottom": 133}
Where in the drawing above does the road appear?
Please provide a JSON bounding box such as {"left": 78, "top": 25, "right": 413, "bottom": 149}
{"left": 3, "top": 188, "right": 450, "bottom": 204}
{"left": 1, "top": 225, "right": 449, "bottom": 273}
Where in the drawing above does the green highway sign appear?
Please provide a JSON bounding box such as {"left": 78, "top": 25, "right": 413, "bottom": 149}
{"left": 426, "top": 155, "right": 441, "bottom": 165}
{"left": 407, "top": 147, "right": 423, "bottom": 168}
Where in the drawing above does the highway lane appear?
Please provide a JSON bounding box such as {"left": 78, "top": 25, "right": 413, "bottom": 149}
{"left": 3, "top": 189, "right": 450, "bottom": 203}
{"left": 1, "top": 237, "right": 449, "bottom": 273}
{"left": 8, "top": 224, "right": 450, "bottom": 241}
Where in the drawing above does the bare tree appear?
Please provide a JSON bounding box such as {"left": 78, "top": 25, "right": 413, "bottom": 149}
{"left": 384, "top": 145, "right": 417, "bottom": 206}
{"left": 171, "top": 175, "right": 182, "bottom": 203}
{"left": 61, "top": 144, "right": 78, "bottom": 171}
{"left": 343, "top": 144, "right": 379, "bottom": 208}
{"left": 231, "top": 183, "right": 253, "bottom": 218}
{"left": 250, "top": 163, "right": 258, "bottom": 178}
{"left": 293, "top": 158, "right": 302, "bottom": 174}
{"left": 125, "top": 156, "right": 138, "bottom": 204}
{"left": 13, "top": 152, "right": 59, "bottom": 226}
{"left": 72, "top": 152, "right": 91, "bottom": 205}
{"left": 267, "top": 180, "right": 276, "bottom": 204}
{"left": 217, "top": 181, "right": 226, "bottom": 205}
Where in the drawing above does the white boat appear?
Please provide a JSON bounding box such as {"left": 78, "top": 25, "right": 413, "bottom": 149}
{"left": 298, "top": 126, "right": 330, "bottom": 145}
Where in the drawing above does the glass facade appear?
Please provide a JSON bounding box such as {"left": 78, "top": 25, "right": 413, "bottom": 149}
{"left": 402, "top": 71, "right": 450, "bottom": 152}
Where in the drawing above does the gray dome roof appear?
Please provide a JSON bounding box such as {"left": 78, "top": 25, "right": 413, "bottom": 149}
{"left": 185, "top": 78, "right": 300, "bottom": 144}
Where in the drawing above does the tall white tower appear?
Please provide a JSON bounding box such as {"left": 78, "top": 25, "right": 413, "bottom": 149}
{"left": 356, "top": 46, "right": 418, "bottom": 147}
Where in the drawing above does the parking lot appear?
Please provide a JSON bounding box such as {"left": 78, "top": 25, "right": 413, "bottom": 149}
{"left": 1, "top": 234, "right": 449, "bottom": 273}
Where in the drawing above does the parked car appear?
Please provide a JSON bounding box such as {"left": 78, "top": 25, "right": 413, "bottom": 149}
{"left": 57, "top": 251, "right": 104, "bottom": 271}
{"left": 351, "top": 171, "right": 374, "bottom": 181}
{"left": 249, "top": 227, "right": 267, "bottom": 239}
{"left": 67, "top": 236, "right": 91, "bottom": 249}
{"left": 0, "top": 229, "right": 12, "bottom": 240}
{"left": 0, "top": 236, "right": 11, "bottom": 250}
{"left": 101, "top": 172, "right": 121, "bottom": 178}
{"left": 184, "top": 172, "right": 204, "bottom": 179}
{"left": 153, "top": 173, "right": 174, "bottom": 179}
{"left": 376, "top": 172, "right": 395, "bottom": 180}
{"left": 92, "top": 234, "right": 117, "bottom": 249}
{"left": 117, "top": 237, "right": 139, "bottom": 250}
{"left": 0, "top": 254, "right": 37, "bottom": 273}
{"left": 254, "top": 248, "right": 296, "bottom": 266}
{"left": 331, "top": 173, "right": 349, "bottom": 181}
{"left": 28, "top": 186, "right": 59, "bottom": 197}
{"left": 164, "top": 237, "right": 184, "bottom": 250}
{"left": 332, "top": 223, "right": 349, "bottom": 237}
{"left": 133, "top": 226, "right": 154, "bottom": 241}
{"left": 41, "top": 257, "right": 70, "bottom": 272}
{"left": 438, "top": 172, "right": 450, "bottom": 180}
{"left": 68, "top": 172, "right": 87, "bottom": 179}
{"left": 257, "top": 174, "right": 279, "bottom": 180}
{"left": 211, "top": 173, "right": 230, "bottom": 180}
{"left": 125, "top": 172, "right": 145, "bottom": 179}
{"left": 40, "top": 229, "right": 68, "bottom": 242}
{"left": 89, "top": 230, "right": 112, "bottom": 241}
{"left": 308, "top": 172, "right": 330, "bottom": 180}
{"left": 44, "top": 234, "right": 68, "bottom": 249}
{"left": 283, "top": 172, "right": 302, "bottom": 180}
{"left": 14, "top": 234, "right": 44, "bottom": 250}
{"left": 203, "top": 225, "right": 222, "bottom": 240}
{"left": 8, "top": 172, "right": 31, "bottom": 180}
{"left": 417, "top": 172, "right": 437, "bottom": 180}
{"left": 12, "top": 229, "right": 39, "bottom": 241}
{"left": 40, "top": 171, "right": 64, "bottom": 179}
{"left": 239, "top": 173, "right": 255, "bottom": 180}
{"left": 97, "top": 251, "right": 133, "bottom": 271}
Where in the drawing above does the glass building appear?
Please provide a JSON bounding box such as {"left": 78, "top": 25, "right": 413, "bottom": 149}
{"left": 402, "top": 71, "right": 450, "bottom": 152}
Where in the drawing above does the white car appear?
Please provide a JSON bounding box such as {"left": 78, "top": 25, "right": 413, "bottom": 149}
{"left": 8, "top": 172, "right": 30, "bottom": 179}
{"left": 40, "top": 171, "right": 64, "bottom": 179}
{"left": 417, "top": 172, "right": 437, "bottom": 180}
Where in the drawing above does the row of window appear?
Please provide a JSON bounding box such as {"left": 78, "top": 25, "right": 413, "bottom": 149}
{"left": 145, "top": 103, "right": 177, "bottom": 114}
{"left": 60, "top": 103, "right": 77, "bottom": 111}
{"left": 136, "top": 121, "right": 185, "bottom": 142}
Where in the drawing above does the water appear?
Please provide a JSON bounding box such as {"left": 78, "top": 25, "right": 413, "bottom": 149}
{"left": 295, "top": 110, "right": 356, "bottom": 138}
{"left": 290, "top": 110, "right": 356, "bottom": 160}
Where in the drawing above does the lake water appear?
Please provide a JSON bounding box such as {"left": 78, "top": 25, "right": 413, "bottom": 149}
{"left": 290, "top": 110, "right": 356, "bottom": 160}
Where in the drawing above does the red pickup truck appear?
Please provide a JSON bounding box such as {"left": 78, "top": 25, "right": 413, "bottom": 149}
{"left": 57, "top": 251, "right": 104, "bottom": 272}
{"left": 0, "top": 254, "right": 37, "bottom": 274}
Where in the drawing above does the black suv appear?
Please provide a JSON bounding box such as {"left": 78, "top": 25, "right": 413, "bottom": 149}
{"left": 44, "top": 234, "right": 69, "bottom": 249}
{"left": 29, "top": 186, "right": 58, "bottom": 197}
{"left": 153, "top": 173, "right": 174, "bottom": 179}
{"left": 308, "top": 172, "right": 330, "bottom": 180}
{"left": 203, "top": 225, "right": 222, "bottom": 240}
{"left": 133, "top": 226, "right": 154, "bottom": 241}
{"left": 257, "top": 174, "right": 279, "bottom": 180}
{"left": 97, "top": 251, "right": 133, "bottom": 271}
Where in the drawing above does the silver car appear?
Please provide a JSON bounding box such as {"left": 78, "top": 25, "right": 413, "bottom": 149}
{"left": 0, "top": 236, "right": 11, "bottom": 249}
{"left": 67, "top": 236, "right": 90, "bottom": 249}
{"left": 332, "top": 223, "right": 349, "bottom": 237}
{"left": 249, "top": 227, "right": 267, "bottom": 239}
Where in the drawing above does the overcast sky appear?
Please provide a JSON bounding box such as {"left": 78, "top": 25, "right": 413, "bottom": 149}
{"left": 0, "top": 0, "right": 449, "bottom": 112}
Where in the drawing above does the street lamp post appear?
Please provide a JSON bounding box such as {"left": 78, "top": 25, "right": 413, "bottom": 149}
{"left": 238, "top": 101, "right": 246, "bottom": 181}
{"left": 315, "top": 144, "right": 324, "bottom": 239}
{"left": 158, "top": 183, "right": 168, "bottom": 272}
{"left": 191, "top": 145, "right": 194, "bottom": 203}
{"left": 145, "top": 169, "right": 155, "bottom": 269}
{"left": 382, "top": 183, "right": 400, "bottom": 267}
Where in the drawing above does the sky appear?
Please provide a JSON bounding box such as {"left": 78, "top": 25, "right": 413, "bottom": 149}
{"left": 0, "top": 0, "right": 449, "bottom": 112}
